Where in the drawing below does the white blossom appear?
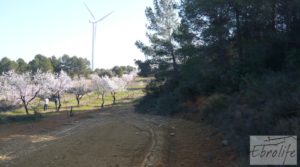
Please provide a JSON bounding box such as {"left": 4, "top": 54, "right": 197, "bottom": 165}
{"left": 0, "top": 70, "right": 52, "bottom": 114}
{"left": 69, "top": 76, "right": 91, "bottom": 106}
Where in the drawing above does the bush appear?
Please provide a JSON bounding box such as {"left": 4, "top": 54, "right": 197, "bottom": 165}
{"left": 144, "top": 79, "right": 165, "bottom": 95}
{"left": 200, "top": 72, "right": 300, "bottom": 155}
{"left": 134, "top": 95, "right": 158, "bottom": 114}
{"left": 202, "top": 94, "right": 230, "bottom": 124}
{"left": 156, "top": 92, "right": 182, "bottom": 115}
{"left": 0, "top": 100, "right": 22, "bottom": 112}
{"left": 135, "top": 85, "right": 182, "bottom": 115}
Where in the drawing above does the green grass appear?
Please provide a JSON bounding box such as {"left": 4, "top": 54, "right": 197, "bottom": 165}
{"left": 0, "top": 79, "right": 147, "bottom": 121}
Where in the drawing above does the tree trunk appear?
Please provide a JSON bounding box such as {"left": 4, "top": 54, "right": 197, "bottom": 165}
{"left": 24, "top": 105, "right": 29, "bottom": 115}
{"left": 57, "top": 95, "right": 62, "bottom": 112}
{"left": 21, "top": 99, "right": 29, "bottom": 115}
{"left": 69, "top": 106, "right": 74, "bottom": 117}
{"left": 76, "top": 95, "right": 80, "bottom": 106}
{"left": 111, "top": 92, "right": 116, "bottom": 105}
{"left": 101, "top": 93, "right": 104, "bottom": 108}
{"left": 171, "top": 50, "right": 177, "bottom": 73}
{"left": 101, "top": 93, "right": 105, "bottom": 108}
{"left": 235, "top": 4, "right": 242, "bottom": 58}
{"left": 55, "top": 102, "right": 58, "bottom": 111}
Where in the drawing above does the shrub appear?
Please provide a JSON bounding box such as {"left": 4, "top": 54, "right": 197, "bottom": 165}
{"left": 0, "top": 100, "right": 22, "bottom": 112}
{"left": 200, "top": 72, "right": 300, "bottom": 155}
{"left": 201, "top": 94, "right": 230, "bottom": 124}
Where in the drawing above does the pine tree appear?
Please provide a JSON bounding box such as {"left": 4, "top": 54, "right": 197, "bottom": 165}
{"left": 136, "top": 0, "right": 179, "bottom": 74}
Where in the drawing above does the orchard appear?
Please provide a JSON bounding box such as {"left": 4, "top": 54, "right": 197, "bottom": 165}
{"left": 0, "top": 70, "right": 137, "bottom": 115}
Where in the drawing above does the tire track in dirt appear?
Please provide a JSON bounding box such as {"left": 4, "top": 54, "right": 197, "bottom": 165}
{"left": 0, "top": 103, "right": 236, "bottom": 167}
{"left": 133, "top": 116, "right": 170, "bottom": 167}
{"left": 0, "top": 108, "right": 166, "bottom": 167}
{"left": 140, "top": 127, "right": 156, "bottom": 167}
{"left": 114, "top": 115, "right": 159, "bottom": 167}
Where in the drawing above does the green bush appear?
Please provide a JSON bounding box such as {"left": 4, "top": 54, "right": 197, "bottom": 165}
{"left": 200, "top": 72, "right": 300, "bottom": 154}
{"left": 135, "top": 81, "right": 182, "bottom": 115}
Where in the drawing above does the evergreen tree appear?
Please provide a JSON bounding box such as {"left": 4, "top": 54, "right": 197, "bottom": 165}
{"left": 136, "top": 0, "right": 180, "bottom": 74}
{"left": 50, "top": 56, "right": 62, "bottom": 74}
{"left": 0, "top": 57, "right": 17, "bottom": 74}
{"left": 60, "top": 54, "right": 91, "bottom": 78}
{"left": 28, "top": 54, "right": 54, "bottom": 73}
{"left": 16, "top": 58, "right": 28, "bottom": 74}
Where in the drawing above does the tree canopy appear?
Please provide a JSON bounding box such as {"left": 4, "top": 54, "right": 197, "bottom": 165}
{"left": 29, "top": 54, "right": 54, "bottom": 73}
{"left": 135, "top": 0, "right": 180, "bottom": 76}
{"left": 0, "top": 55, "right": 93, "bottom": 77}
{"left": 136, "top": 0, "right": 300, "bottom": 158}
{"left": 0, "top": 57, "right": 17, "bottom": 74}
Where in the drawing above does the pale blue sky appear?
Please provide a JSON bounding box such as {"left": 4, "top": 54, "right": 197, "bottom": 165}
{"left": 0, "top": 0, "right": 152, "bottom": 68}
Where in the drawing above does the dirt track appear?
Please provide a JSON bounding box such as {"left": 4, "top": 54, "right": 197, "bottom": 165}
{"left": 0, "top": 102, "right": 235, "bottom": 167}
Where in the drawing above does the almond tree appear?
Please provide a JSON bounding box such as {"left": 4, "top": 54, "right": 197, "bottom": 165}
{"left": 0, "top": 75, "right": 10, "bottom": 101}
{"left": 91, "top": 75, "right": 111, "bottom": 108}
{"left": 121, "top": 70, "right": 138, "bottom": 88}
{"left": 121, "top": 71, "right": 138, "bottom": 97}
{"left": 0, "top": 71, "right": 52, "bottom": 115}
{"left": 69, "top": 77, "right": 91, "bottom": 106}
{"left": 49, "top": 71, "right": 72, "bottom": 111}
{"left": 107, "top": 77, "right": 126, "bottom": 104}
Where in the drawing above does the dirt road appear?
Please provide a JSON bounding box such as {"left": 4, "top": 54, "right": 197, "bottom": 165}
{"left": 0, "top": 102, "right": 235, "bottom": 167}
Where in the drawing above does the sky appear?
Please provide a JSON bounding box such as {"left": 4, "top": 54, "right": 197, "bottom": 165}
{"left": 0, "top": 0, "right": 152, "bottom": 69}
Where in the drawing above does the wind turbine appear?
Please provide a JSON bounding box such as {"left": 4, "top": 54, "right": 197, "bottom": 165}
{"left": 84, "top": 2, "right": 114, "bottom": 70}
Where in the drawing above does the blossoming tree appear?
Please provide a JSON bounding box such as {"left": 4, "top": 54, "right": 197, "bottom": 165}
{"left": 91, "top": 75, "right": 111, "bottom": 108}
{"left": 108, "top": 77, "right": 127, "bottom": 104}
{"left": 121, "top": 70, "right": 138, "bottom": 97}
{"left": 0, "top": 70, "right": 52, "bottom": 114}
{"left": 69, "top": 77, "right": 91, "bottom": 106}
{"left": 48, "top": 71, "right": 72, "bottom": 111}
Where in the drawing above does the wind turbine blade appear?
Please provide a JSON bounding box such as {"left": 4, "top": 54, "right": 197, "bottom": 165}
{"left": 83, "top": 2, "right": 95, "bottom": 20}
{"left": 95, "top": 11, "right": 114, "bottom": 23}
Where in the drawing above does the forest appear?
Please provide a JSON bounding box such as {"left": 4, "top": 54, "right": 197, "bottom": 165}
{"left": 135, "top": 0, "right": 300, "bottom": 157}
{"left": 0, "top": 54, "right": 135, "bottom": 78}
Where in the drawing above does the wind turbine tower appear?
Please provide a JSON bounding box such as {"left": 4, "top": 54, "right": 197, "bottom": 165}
{"left": 84, "top": 3, "right": 114, "bottom": 70}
